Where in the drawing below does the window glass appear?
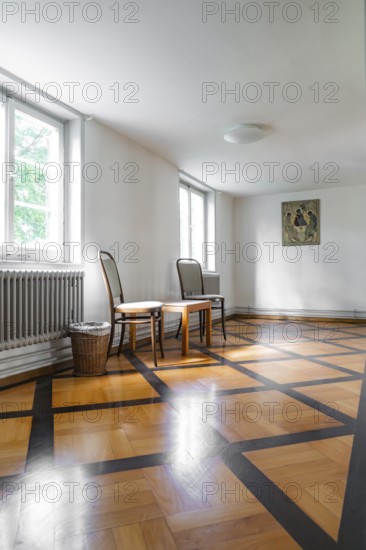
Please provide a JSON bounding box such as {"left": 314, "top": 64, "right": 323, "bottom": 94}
{"left": 191, "top": 190, "right": 204, "bottom": 262}
{"left": 179, "top": 183, "right": 206, "bottom": 264}
{"left": 179, "top": 185, "right": 189, "bottom": 257}
{"left": 13, "top": 108, "right": 62, "bottom": 245}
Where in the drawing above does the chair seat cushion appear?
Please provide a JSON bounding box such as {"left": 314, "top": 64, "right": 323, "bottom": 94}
{"left": 188, "top": 295, "right": 224, "bottom": 301}
{"left": 115, "top": 301, "right": 163, "bottom": 313}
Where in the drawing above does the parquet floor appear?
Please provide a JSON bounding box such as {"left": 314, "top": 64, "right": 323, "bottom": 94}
{"left": 0, "top": 318, "right": 365, "bottom": 549}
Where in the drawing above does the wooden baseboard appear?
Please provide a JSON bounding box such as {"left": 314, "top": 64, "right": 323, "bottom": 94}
{"left": 233, "top": 314, "right": 366, "bottom": 324}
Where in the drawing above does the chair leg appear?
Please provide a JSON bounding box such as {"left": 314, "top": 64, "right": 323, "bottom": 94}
{"left": 221, "top": 301, "right": 226, "bottom": 340}
{"left": 202, "top": 310, "right": 206, "bottom": 336}
{"left": 176, "top": 317, "right": 182, "bottom": 338}
{"left": 150, "top": 314, "right": 158, "bottom": 367}
{"left": 108, "top": 322, "right": 115, "bottom": 357}
{"left": 117, "top": 324, "right": 126, "bottom": 356}
{"left": 199, "top": 311, "right": 203, "bottom": 343}
{"left": 159, "top": 314, "right": 164, "bottom": 358}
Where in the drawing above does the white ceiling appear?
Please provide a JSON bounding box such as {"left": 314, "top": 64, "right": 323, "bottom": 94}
{"left": 2, "top": 0, "right": 366, "bottom": 196}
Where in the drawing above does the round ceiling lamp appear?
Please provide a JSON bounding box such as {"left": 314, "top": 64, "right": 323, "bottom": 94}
{"left": 223, "top": 123, "right": 271, "bottom": 144}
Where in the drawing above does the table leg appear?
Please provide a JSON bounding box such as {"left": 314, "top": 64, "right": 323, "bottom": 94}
{"left": 129, "top": 314, "right": 136, "bottom": 351}
{"left": 159, "top": 310, "right": 165, "bottom": 357}
{"left": 182, "top": 307, "right": 189, "bottom": 355}
{"left": 206, "top": 305, "right": 212, "bottom": 347}
{"left": 150, "top": 314, "right": 157, "bottom": 366}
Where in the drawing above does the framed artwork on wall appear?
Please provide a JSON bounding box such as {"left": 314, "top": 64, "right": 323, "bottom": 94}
{"left": 282, "top": 199, "right": 320, "bottom": 246}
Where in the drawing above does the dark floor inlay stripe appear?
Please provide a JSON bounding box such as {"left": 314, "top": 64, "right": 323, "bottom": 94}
{"left": 52, "top": 396, "right": 163, "bottom": 414}
{"left": 0, "top": 409, "right": 34, "bottom": 420}
{"left": 280, "top": 374, "right": 362, "bottom": 389}
{"left": 338, "top": 363, "right": 366, "bottom": 549}
{"left": 301, "top": 356, "right": 365, "bottom": 377}
{"left": 152, "top": 362, "right": 222, "bottom": 372}
{"left": 284, "top": 387, "right": 354, "bottom": 426}
{"left": 52, "top": 368, "right": 138, "bottom": 378}
{"left": 231, "top": 327, "right": 366, "bottom": 360}
{"left": 224, "top": 452, "right": 337, "bottom": 550}
{"left": 230, "top": 424, "right": 355, "bottom": 453}
{"left": 24, "top": 379, "right": 54, "bottom": 473}
{"left": 194, "top": 346, "right": 355, "bottom": 426}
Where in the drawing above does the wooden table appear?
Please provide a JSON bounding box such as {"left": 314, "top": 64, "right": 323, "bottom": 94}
{"left": 162, "top": 300, "right": 212, "bottom": 355}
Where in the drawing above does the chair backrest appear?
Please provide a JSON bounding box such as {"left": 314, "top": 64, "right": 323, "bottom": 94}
{"left": 176, "top": 258, "right": 204, "bottom": 298}
{"left": 99, "top": 251, "right": 124, "bottom": 316}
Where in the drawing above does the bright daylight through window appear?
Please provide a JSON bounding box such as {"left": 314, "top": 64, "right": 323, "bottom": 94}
{"left": 0, "top": 96, "right": 70, "bottom": 262}
{"left": 179, "top": 183, "right": 206, "bottom": 264}
{"left": 14, "top": 106, "right": 62, "bottom": 245}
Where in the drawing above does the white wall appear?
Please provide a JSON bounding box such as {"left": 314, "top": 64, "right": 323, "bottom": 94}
{"left": 83, "top": 120, "right": 181, "bottom": 322}
{"left": 233, "top": 185, "right": 366, "bottom": 316}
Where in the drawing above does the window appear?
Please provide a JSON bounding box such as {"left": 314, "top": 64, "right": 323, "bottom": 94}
{"left": 179, "top": 183, "right": 206, "bottom": 264}
{"left": 0, "top": 89, "right": 82, "bottom": 264}
{"left": 1, "top": 98, "right": 64, "bottom": 256}
{"left": 15, "top": 104, "right": 62, "bottom": 245}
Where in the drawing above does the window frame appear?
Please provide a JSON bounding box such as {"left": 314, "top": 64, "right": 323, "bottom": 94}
{"left": 6, "top": 98, "right": 64, "bottom": 247}
{"left": 179, "top": 181, "right": 208, "bottom": 268}
{"left": 0, "top": 95, "right": 69, "bottom": 262}
{"left": 0, "top": 68, "right": 84, "bottom": 267}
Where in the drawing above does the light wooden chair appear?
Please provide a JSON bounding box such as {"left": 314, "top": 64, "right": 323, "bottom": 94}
{"left": 99, "top": 251, "right": 164, "bottom": 366}
{"left": 176, "top": 258, "right": 226, "bottom": 341}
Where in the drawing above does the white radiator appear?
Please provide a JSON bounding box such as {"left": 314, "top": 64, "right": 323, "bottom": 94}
{"left": 202, "top": 272, "right": 220, "bottom": 295}
{"left": 0, "top": 270, "right": 84, "bottom": 351}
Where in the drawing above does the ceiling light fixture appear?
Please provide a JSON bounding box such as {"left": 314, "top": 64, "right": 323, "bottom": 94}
{"left": 223, "top": 123, "right": 271, "bottom": 144}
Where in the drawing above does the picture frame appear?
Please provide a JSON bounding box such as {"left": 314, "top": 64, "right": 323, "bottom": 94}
{"left": 282, "top": 199, "right": 320, "bottom": 246}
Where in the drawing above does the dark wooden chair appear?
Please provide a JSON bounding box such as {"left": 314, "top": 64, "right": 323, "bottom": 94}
{"left": 99, "top": 251, "right": 164, "bottom": 366}
{"left": 176, "top": 258, "right": 226, "bottom": 341}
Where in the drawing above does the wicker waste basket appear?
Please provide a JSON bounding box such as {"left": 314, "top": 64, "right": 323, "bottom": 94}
{"left": 68, "top": 322, "right": 111, "bottom": 376}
